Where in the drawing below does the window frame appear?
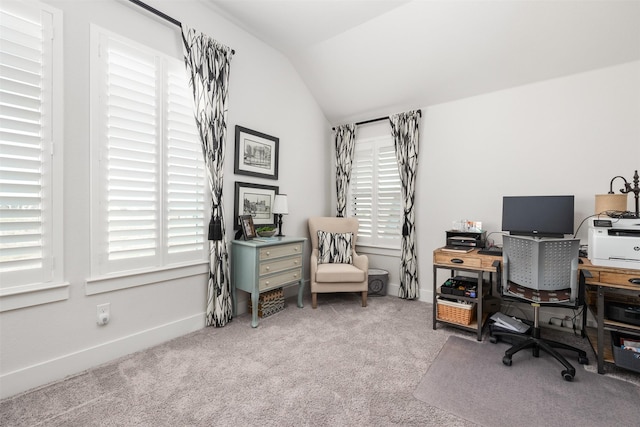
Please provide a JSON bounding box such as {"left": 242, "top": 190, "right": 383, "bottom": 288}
{"left": 347, "top": 133, "right": 402, "bottom": 251}
{"left": 0, "top": 0, "right": 67, "bottom": 311}
{"left": 89, "top": 25, "right": 209, "bottom": 281}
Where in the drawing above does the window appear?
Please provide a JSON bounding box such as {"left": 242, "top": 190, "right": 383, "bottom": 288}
{"left": 0, "top": 1, "right": 63, "bottom": 289}
{"left": 90, "top": 27, "right": 207, "bottom": 277}
{"left": 348, "top": 135, "right": 401, "bottom": 248}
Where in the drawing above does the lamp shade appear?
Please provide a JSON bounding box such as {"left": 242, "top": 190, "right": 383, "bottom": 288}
{"left": 595, "top": 194, "right": 627, "bottom": 215}
{"left": 273, "top": 194, "right": 288, "bottom": 215}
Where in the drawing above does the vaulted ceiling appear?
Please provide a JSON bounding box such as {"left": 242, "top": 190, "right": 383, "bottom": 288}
{"left": 207, "top": 0, "right": 640, "bottom": 124}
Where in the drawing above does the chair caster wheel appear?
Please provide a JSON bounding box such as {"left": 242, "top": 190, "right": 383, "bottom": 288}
{"left": 490, "top": 336, "right": 498, "bottom": 344}
{"left": 502, "top": 356, "right": 512, "bottom": 366}
{"left": 562, "top": 370, "right": 574, "bottom": 381}
{"left": 578, "top": 356, "right": 589, "bottom": 365}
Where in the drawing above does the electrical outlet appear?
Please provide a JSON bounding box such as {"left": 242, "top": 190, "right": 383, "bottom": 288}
{"left": 97, "top": 303, "right": 110, "bottom": 325}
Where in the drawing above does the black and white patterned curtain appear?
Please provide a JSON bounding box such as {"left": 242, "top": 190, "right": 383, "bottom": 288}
{"left": 390, "top": 110, "right": 420, "bottom": 299}
{"left": 334, "top": 124, "right": 357, "bottom": 217}
{"left": 182, "top": 25, "right": 233, "bottom": 327}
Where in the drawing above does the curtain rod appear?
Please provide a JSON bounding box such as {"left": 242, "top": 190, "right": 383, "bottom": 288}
{"left": 128, "top": 0, "right": 235, "bottom": 55}
{"left": 332, "top": 109, "right": 422, "bottom": 131}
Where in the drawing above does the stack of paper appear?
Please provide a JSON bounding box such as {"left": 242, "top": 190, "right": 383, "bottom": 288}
{"left": 490, "top": 312, "right": 530, "bottom": 334}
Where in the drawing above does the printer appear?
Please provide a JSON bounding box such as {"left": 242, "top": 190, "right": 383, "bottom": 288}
{"left": 588, "top": 217, "right": 640, "bottom": 269}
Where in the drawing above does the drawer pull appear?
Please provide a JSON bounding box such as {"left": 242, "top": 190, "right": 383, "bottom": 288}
{"left": 265, "top": 266, "right": 270, "bottom": 271}
{"left": 294, "top": 260, "right": 298, "bottom": 265}
{"left": 629, "top": 278, "right": 640, "bottom": 285}
{"left": 265, "top": 281, "right": 269, "bottom": 286}
{"left": 266, "top": 251, "right": 270, "bottom": 256}
{"left": 451, "top": 258, "right": 463, "bottom": 264}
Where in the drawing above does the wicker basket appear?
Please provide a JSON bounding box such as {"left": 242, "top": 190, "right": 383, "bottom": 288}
{"left": 437, "top": 298, "right": 476, "bottom": 325}
{"left": 248, "top": 287, "right": 285, "bottom": 318}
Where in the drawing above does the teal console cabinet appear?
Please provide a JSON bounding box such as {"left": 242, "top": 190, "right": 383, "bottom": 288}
{"left": 231, "top": 237, "right": 306, "bottom": 327}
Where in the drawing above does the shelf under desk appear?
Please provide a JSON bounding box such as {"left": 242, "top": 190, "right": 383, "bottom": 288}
{"left": 432, "top": 248, "right": 501, "bottom": 341}
{"left": 579, "top": 258, "right": 640, "bottom": 374}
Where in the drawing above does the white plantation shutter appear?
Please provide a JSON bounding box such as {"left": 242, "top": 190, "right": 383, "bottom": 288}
{"left": 350, "top": 144, "right": 373, "bottom": 238}
{"left": 0, "top": 2, "right": 55, "bottom": 287}
{"left": 348, "top": 136, "right": 401, "bottom": 247}
{"left": 92, "top": 28, "right": 207, "bottom": 276}
{"left": 377, "top": 145, "right": 402, "bottom": 241}
{"left": 104, "top": 39, "right": 159, "bottom": 266}
{"left": 165, "top": 63, "right": 206, "bottom": 260}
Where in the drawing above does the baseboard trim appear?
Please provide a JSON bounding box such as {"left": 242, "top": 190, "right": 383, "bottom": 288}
{"left": 1, "top": 313, "right": 205, "bottom": 399}
{"left": 385, "top": 282, "right": 432, "bottom": 302}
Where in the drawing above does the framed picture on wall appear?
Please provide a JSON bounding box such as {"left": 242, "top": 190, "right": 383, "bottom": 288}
{"left": 234, "top": 125, "right": 279, "bottom": 180}
{"left": 234, "top": 182, "right": 279, "bottom": 229}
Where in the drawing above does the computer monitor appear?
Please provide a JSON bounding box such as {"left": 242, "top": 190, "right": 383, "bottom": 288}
{"left": 501, "top": 195, "right": 574, "bottom": 238}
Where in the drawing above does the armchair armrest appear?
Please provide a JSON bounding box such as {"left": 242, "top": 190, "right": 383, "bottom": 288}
{"left": 353, "top": 253, "right": 368, "bottom": 272}
{"left": 310, "top": 249, "right": 318, "bottom": 276}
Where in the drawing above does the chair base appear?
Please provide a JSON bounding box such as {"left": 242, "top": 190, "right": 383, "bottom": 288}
{"left": 311, "top": 292, "right": 367, "bottom": 309}
{"left": 492, "top": 324, "right": 589, "bottom": 381}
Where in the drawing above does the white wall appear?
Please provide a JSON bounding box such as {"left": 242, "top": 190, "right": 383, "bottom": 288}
{"left": 0, "top": 0, "right": 330, "bottom": 399}
{"left": 420, "top": 61, "right": 639, "bottom": 301}
{"left": 363, "top": 61, "right": 640, "bottom": 315}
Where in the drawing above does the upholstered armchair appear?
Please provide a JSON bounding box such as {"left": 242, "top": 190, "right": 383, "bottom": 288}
{"left": 308, "top": 217, "right": 368, "bottom": 309}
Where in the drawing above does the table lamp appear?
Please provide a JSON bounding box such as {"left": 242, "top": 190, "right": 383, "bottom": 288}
{"left": 595, "top": 170, "right": 639, "bottom": 217}
{"left": 594, "top": 194, "right": 627, "bottom": 216}
{"left": 273, "top": 194, "right": 288, "bottom": 237}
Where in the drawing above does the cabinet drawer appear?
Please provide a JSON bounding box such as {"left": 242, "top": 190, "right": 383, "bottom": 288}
{"left": 259, "top": 243, "right": 303, "bottom": 260}
{"left": 259, "top": 268, "right": 302, "bottom": 291}
{"left": 434, "top": 252, "right": 482, "bottom": 268}
{"left": 601, "top": 271, "right": 640, "bottom": 287}
{"left": 260, "top": 255, "right": 302, "bottom": 276}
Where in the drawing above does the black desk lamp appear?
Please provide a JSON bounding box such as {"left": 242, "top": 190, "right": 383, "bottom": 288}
{"left": 596, "top": 170, "right": 639, "bottom": 218}
{"left": 618, "top": 170, "right": 640, "bottom": 218}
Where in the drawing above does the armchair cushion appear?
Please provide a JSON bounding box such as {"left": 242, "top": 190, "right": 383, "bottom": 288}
{"left": 317, "top": 230, "right": 353, "bottom": 264}
{"left": 315, "top": 263, "right": 366, "bottom": 283}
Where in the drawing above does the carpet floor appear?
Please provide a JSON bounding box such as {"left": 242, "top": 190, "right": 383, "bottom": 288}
{"left": 1, "top": 294, "right": 639, "bottom": 426}
{"left": 414, "top": 335, "right": 640, "bottom": 427}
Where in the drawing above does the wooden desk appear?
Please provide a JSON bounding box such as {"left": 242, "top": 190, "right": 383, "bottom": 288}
{"left": 579, "top": 258, "right": 640, "bottom": 374}
{"left": 433, "top": 248, "right": 501, "bottom": 340}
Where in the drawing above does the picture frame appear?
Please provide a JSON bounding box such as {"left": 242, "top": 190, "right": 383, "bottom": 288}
{"left": 239, "top": 215, "right": 256, "bottom": 240}
{"left": 234, "top": 182, "right": 279, "bottom": 229}
{"left": 234, "top": 125, "right": 279, "bottom": 180}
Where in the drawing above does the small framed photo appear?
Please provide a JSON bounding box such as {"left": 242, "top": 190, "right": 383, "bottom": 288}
{"left": 234, "top": 182, "right": 279, "bottom": 229}
{"left": 234, "top": 125, "right": 279, "bottom": 180}
{"left": 239, "top": 215, "right": 256, "bottom": 240}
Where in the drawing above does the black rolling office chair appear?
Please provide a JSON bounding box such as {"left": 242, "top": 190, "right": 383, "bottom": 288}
{"left": 492, "top": 235, "right": 589, "bottom": 381}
